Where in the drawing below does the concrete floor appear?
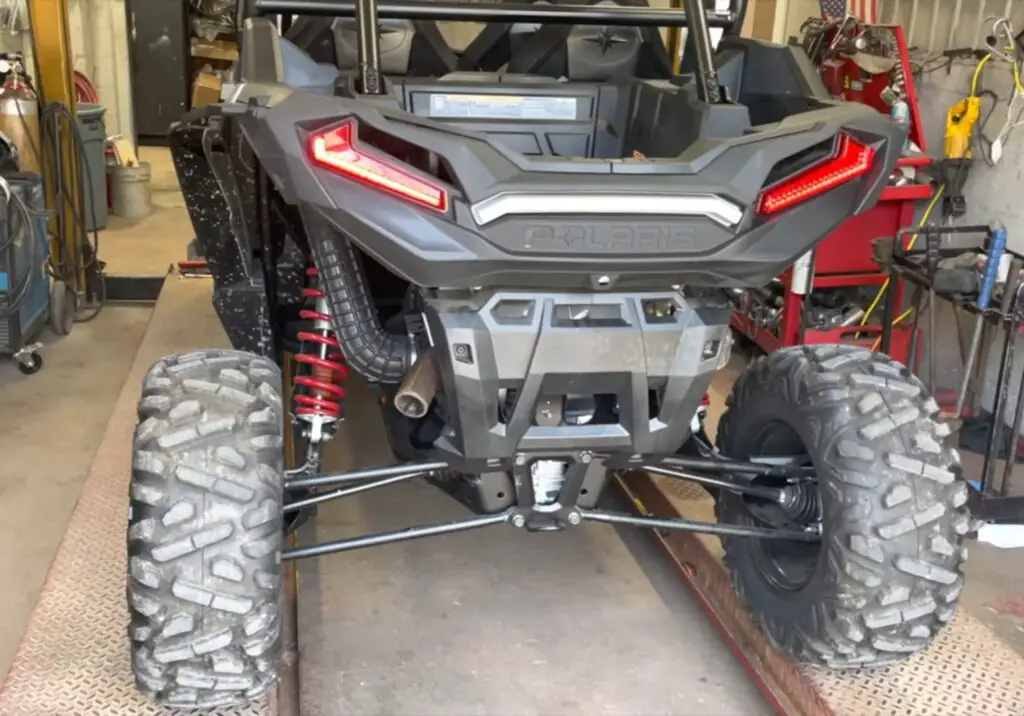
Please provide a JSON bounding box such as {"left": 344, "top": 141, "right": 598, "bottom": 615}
{"left": 0, "top": 305, "right": 151, "bottom": 677}
{"left": 297, "top": 378, "right": 771, "bottom": 716}
{"left": 1, "top": 145, "right": 1023, "bottom": 711}
{"left": 99, "top": 146, "right": 190, "bottom": 276}
{"left": 0, "top": 147, "right": 191, "bottom": 679}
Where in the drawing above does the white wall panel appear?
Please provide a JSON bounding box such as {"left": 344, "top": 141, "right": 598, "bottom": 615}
{"left": 879, "top": 0, "right": 1024, "bottom": 50}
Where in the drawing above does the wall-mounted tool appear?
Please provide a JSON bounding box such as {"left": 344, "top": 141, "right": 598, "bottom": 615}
{"left": 941, "top": 61, "right": 984, "bottom": 218}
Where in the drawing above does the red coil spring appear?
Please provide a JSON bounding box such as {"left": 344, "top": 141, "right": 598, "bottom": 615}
{"left": 294, "top": 266, "right": 349, "bottom": 420}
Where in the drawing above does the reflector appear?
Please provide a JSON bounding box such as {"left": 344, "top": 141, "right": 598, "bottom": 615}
{"left": 309, "top": 119, "right": 449, "bottom": 212}
{"left": 756, "top": 134, "right": 876, "bottom": 216}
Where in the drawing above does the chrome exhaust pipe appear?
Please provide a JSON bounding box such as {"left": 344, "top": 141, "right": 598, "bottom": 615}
{"left": 394, "top": 350, "right": 439, "bottom": 419}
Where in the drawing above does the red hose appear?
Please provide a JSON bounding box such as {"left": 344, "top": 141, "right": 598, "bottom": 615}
{"left": 74, "top": 71, "right": 100, "bottom": 105}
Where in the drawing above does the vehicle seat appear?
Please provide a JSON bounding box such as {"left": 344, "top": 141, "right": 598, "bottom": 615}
{"left": 565, "top": 24, "right": 643, "bottom": 80}
{"left": 279, "top": 37, "right": 340, "bottom": 92}
{"left": 333, "top": 19, "right": 456, "bottom": 77}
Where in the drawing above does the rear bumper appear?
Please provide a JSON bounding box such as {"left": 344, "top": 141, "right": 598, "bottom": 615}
{"left": 227, "top": 71, "right": 904, "bottom": 290}
{"left": 424, "top": 289, "right": 731, "bottom": 472}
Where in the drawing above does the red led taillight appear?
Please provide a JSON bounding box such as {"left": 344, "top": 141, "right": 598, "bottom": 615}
{"left": 309, "top": 119, "right": 449, "bottom": 213}
{"left": 756, "top": 134, "right": 876, "bottom": 216}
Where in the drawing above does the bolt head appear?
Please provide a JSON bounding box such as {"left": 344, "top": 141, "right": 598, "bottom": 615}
{"left": 514, "top": 454, "right": 526, "bottom": 466}
{"left": 511, "top": 514, "right": 526, "bottom": 528}
{"left": 579, "top": 451, "right": 592, "bottom": 464}
{"left": 567, "top": 512, "right": 581, "bottom": 526}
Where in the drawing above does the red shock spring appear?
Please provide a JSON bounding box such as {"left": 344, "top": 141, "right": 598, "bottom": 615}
{"left": 294, "top": 265, "right": 349, "bottom": 421}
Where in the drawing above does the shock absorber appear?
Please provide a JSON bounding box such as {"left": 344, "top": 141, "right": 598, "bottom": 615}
{"left": 293, "top": 264, "right": 348, "bottom": 444}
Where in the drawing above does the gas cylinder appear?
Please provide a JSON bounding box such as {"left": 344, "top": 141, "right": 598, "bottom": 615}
{"left": 0, "top": 58, "right": 41, "bottom": 174}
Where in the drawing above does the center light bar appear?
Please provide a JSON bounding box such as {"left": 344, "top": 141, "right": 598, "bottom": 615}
{"left": 471, "top": 192, "right": 744, "bottom": 228}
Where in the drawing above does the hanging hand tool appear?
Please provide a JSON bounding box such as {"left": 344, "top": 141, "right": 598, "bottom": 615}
{"left": 942, "top": 96, "right": 980, "bottom": 218}
{"left": 955, "top": 222, "right": 1008, "bottom": 417}
{"left": 945, "top": 95, "right": 981, "bottom": 160}
{"left": 941, "top": 53, "right": 990, "bottom": 218}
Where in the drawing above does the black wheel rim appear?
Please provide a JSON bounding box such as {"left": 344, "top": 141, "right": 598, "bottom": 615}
{"left": 745, "top": 420, "right": 822, "bottom": 592}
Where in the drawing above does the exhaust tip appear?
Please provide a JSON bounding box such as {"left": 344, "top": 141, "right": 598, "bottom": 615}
{"left": 393, "top": 350, "right": 439, "bottom": 419}
{"left": 394, "top": 392, "right": 430, "bottom": 419}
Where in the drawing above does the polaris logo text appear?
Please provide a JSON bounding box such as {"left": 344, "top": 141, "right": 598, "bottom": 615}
{"left": 524, "top": 225, "right": 697, "bottom": 253}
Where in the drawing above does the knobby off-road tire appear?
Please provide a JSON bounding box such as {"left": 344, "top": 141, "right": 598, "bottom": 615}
{"left": 128, "top": 349, "right": 285, "bottom": 708}
{"left": 716, "top": 345, "right": 970, "bottom": 668}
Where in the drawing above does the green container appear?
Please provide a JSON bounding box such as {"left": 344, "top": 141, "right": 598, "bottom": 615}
{"left": 76, "top": 103, "right": 108, "bottom": 232}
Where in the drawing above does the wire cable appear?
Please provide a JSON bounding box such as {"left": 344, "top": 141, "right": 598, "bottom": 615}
{"left": 8, "top": 74, "right": 105, "bottom": 322}
{"left": 978, "top": 16, "right": 1024, "bottom": 161}
{"left": 856, "top": 184, "right": 945, "bottom": 336}
{"left": 971, "top": 53, "right": 992, "bottom": 96}
{"left": 870, "top": 306, "right": 916, "bottom": 353}
{"left": 22, "top": 5, "right": 105, "bottom": 322}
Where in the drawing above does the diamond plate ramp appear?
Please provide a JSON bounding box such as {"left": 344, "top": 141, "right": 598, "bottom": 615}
{"left": 619, "top": 472, "right": 1024, "bottom": 716}
{"left": 0, "top": 277, "right": 278, "bottom": 716}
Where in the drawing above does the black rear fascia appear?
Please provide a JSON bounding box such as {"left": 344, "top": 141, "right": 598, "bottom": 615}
{"left": 232, "top": 91, "right": 902, "bottom": 289}
{"left": 227, "top": 32, "right": 904, "bottom": 290}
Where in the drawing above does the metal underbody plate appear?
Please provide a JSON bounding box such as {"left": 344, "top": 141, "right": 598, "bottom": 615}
{"left": 0, "top": 279, "right": 277, "bottom": 716}
{"left": 646, "top": 475, "right": 1024, "bottom": 716}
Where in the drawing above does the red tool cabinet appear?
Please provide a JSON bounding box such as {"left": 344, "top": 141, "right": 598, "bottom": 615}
{"left": 731, "top": 24, "right": 931, "bottom": 366}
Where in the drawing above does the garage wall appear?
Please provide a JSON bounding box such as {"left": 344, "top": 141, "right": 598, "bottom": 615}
{"left": 776, "top": 0, "right": 820, "bottom": 40}
{"left": 880, "top": 0, "right": 1024, "bottom": 52}
{"left": 875, "top": 0, "right": 1024, "bottom": 252}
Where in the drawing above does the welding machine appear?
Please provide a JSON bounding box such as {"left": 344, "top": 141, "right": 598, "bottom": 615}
{"left": 0, "top": 172, "right": 64, "bottom": 374}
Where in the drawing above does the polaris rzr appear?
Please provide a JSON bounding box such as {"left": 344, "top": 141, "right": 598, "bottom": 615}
{"left": 129, "top": 0, "right": 968, "bottom": 707}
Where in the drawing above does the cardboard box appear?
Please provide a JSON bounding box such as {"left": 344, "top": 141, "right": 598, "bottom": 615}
{"left": 191, "top": 71, "right": 223, "bottom": 109}
{"left": 749, "top": 0, "right": 778, "bottom": 41}
{"left": 190, "top": 38, "right": 239, "bottom": 63}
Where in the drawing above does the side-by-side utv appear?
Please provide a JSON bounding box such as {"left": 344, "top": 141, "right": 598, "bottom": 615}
{"left": 129, "top": 0, "right": 969, "bottom": 707}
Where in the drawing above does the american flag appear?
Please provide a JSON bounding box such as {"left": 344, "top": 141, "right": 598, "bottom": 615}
{"left": 820, "top": 0, "right": 878, "bottom": 24}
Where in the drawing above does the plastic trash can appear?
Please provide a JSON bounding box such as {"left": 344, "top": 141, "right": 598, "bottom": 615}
{"left": 76, "top": 103, "right": 108, "bottom": 232}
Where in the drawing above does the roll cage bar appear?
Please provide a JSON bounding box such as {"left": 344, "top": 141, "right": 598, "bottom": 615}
{"left": 239, "top": 0, "right": 747, "bottom": 103}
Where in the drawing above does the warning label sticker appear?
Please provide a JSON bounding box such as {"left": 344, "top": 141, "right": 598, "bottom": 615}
{"left": 427, "top": 94, "right": 578, "bottom": 121}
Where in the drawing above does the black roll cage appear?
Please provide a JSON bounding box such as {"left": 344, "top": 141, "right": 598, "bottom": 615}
{"left": 236, "top": 0, "right": 749, "bottom": 103}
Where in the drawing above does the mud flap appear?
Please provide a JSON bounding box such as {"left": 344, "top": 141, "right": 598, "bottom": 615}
{"left": 169, "top": 109, "right": 305, "bottom": 357}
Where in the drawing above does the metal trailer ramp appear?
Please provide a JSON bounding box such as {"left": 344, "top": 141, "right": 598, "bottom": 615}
{"left": 617, "top": 472, "right": 1024, "bottom": 716}
{"left": 0, "top": 277, "right": 285, "bottom": 716}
